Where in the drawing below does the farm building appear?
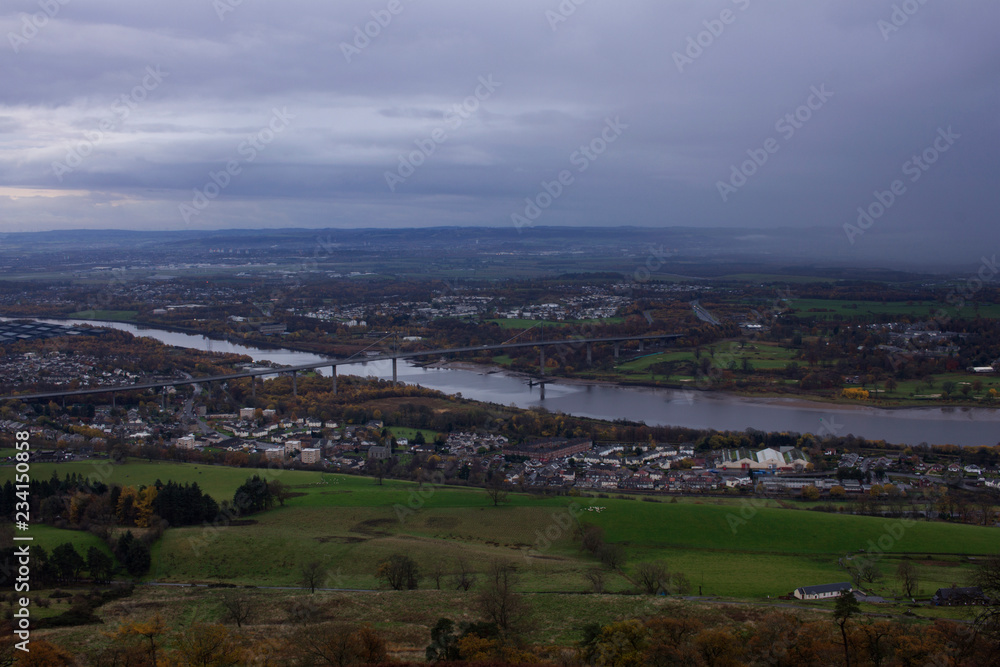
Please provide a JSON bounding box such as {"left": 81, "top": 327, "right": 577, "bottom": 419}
{"left": 793, "top": 583, "right": 852, "bottom": 600}
{"left": 932, "top": 587, "right": 989, "bottom": 606}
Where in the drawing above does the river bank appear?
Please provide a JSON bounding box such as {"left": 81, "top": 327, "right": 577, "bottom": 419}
{"left": 11, "top": 317, "right": 1000, "bottom": 445}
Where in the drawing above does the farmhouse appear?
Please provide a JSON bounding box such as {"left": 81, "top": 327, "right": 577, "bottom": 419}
{"left": 793, "top": 583, "right": 852, "bottom": 600}
{"left": 932, "top": 587, "right": 989, "bottom": 606}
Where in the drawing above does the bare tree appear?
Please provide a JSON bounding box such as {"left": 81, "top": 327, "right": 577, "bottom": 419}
{"left": 581, "top": 525, "right": 605, "bottom": 554}
{"left": 477, "top": 560, "right": 530, "bottom": 635}
{"left": 376, "top": 554, "right": 420, "bottom": 590}
{"left": 485, "top": 472, "right": 509, "bottom": 506}
{"left": 976, "top": 490, "right": 998, "bottom": 526}
{"left": 428, "top": 560, "right": 446, "bottom": 590}
{"left": 597, "top": 543, "right": 626, "bottom": 571}
{"left": 851, "top": 559, "right": 883, "bottom": 589}
{"left": 301, "top": 560, "right": 326, "bottom": 594}
{"left": 452, "top": 558, "right": 477, "bottom": 592}
{"left": 672, "top": 572, "right": 693, "bottom": 595}
{"left": 971, "top": 553, "right": 1000, "bottom": 639}
{"left": 635, "top": 561, "right": 669, "bottom": 595}
{"left": 584, "top": 568, "right": 605, "bottom": 594}
{"left": 268, "top": 480, "right": 293, "bottom": 507}
{"left": 219, "top": 590, "right": 256, "bottom": 628}
{"left": 284, "top": 597, "right": 323, "bottom": 624}
{"left": 895, "top": 560, "right": 919, "bottom": 598}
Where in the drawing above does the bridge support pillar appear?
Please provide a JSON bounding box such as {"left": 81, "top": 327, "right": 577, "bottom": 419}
{"left": 586, "top": 343, "right": 592, "bottom": 367}
{"left": 111, "top": 394, "right": 115, "bottom": 409}
{"left": 639, "top": 340, "right": 644, "bottom": 353}
{"left": 614, "top": 343, "right": 620, "bottom": 359}
{"left": 392, "top": 357, "right": 398, "bottom": 384}
{"left": 540, "top": 348, "right": 545, "bottom": 375}
{"left": 331, "top": 365, "right": 337, "bottom": 395}
{"left": 206, "top": 382, "right": 212, "bottom": 400}
{"left": 161, "top": 389, "right": 166, "bottom": 410}
{"left": 539, "top": 382, "right": 545, "bottom": 400}
{"left": 292, "top": 371, "right": 297, "bottom": 397}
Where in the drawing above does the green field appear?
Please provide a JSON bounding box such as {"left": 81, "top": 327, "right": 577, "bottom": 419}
{"left": 24, "top": 524, "right": 117, "bottom": 559}
{"left": 386, "top": 426, "right": 439, "bottom": 443}
{"left": 22, "top": 459, "right": 302, "bottom": 501}
{"left": 66, "top": 309, "right": 140, "bottom": 321}
{"left": 608, "top": 342, "right": 799, "bottom": 385}
{"left": 6, "top": 461, "right": 995, "bottom": 599}
{"left": 779, "top": 298, "right": 1000, "bottom": 320}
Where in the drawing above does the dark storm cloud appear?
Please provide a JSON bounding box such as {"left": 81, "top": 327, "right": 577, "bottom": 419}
{"left": 0, "top": 0, "right": 997, "bottom": 261}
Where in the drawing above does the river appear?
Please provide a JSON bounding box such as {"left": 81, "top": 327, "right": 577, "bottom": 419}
{"left": 19, "top": 319, "right": 1000, "bottom": 447}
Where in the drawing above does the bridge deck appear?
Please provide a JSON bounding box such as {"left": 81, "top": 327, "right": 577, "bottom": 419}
{"left": 0, "top": 333, "right": 681, "bottom": 401}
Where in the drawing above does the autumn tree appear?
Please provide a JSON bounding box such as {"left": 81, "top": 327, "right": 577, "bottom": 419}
{"left": 134, "top": 485, "right": 158, "bottom": 528}
{"left": 176, "top": 623, "right": 245, "bottom": 666}
{"left": 801, "top": 485, "right": 821, "bottom": 501}
{"left": 104, "top": 614, "right": 167, "bottom": 667}
{"left": 581, "top": 620, "right": 648, "bottom": 667}
{"left": 12, "top": 639, "right": 75, "bottom": 666}
{"left": 294, "top": 623, "right": 387, "bottom": 666}
{"left": 694, "top": 627, "right": 744, "bottom": 667}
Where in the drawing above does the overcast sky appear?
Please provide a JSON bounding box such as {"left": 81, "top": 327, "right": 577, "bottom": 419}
{"left": 0, "top": 0, "right": 997, "bottom": 251}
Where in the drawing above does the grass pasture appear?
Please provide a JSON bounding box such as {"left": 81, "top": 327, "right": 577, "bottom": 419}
{"left": 66, "top": 309, "right": 140, "bottom": 321}
{"left": 781, "top": 298, "right": 1000, "bottom": 320}
{"left": 6, "top": 461, "right": 996, "bottom": 599}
